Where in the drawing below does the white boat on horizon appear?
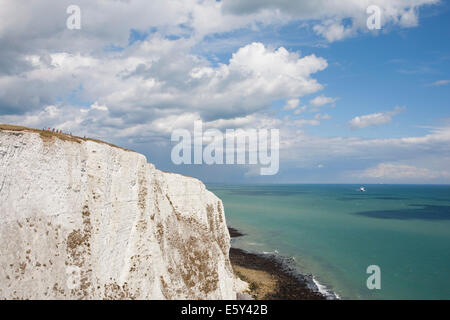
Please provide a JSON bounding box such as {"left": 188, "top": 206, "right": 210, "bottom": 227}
{"left": 360, "top": 186, "right": 366, "bottom": 192}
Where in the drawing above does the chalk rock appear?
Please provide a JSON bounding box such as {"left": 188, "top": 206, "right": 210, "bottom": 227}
{"left": 0, "top": 129, "right": 236, "bottom": 299}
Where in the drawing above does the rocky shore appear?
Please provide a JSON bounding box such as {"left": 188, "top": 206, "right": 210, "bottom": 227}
{"left": 228, "top": 227, "right": 326, "bottom": 300}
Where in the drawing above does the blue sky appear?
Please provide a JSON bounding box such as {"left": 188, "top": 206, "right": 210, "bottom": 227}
{"left": 1, "top": 0, "right": 449, "bottom": 184}
{"left": 197, "top": 2, "right": 450, "bottom": 140}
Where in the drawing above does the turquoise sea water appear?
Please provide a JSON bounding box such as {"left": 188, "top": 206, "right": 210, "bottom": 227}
{"left": 207, "top": 184, "right": 450, "bottom": 300}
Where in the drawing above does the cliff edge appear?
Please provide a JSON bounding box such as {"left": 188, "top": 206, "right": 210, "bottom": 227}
{"left": 0, "top": 126, "right": 237, "bottom": 299}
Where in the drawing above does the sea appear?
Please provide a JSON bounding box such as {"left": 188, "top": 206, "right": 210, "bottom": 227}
{"left": 207, "top": 184, "right": 450, "bottom": 300}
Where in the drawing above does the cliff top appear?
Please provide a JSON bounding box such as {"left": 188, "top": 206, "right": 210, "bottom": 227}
{"left": 0, "top": 123, "right": 135, "bottom": 153}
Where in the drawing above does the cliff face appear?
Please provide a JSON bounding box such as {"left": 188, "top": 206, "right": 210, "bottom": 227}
{"left": 0, "top": 128, "right": 236, "bottom": 299}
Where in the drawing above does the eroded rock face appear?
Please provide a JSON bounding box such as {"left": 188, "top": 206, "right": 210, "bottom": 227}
{"left": 0, "top": 130, "right": 236, "bottom": 299}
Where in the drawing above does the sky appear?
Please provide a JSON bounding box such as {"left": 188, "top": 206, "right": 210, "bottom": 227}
{"left": 1, "top": 0, "right": 449, "bottom": 184}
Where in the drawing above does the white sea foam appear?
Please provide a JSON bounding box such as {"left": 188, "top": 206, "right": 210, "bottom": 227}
{"left": 247, "top": 242, "right": 264, "bottom": 246}
{"left": 312, "top": 277, "right": 341, "bottom": 300}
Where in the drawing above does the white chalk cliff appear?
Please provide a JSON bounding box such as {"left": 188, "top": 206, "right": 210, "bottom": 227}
{"left": 0, "top": 128, "right": 237, "bottom": 299}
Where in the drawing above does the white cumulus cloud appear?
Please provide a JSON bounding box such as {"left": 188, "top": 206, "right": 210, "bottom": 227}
{"left": 357, "top": 163, "right": 450, "bottom": 180}
{"left": 0, "top": 40, "right": 328, "bottom": 141}
{"left": 349, "top": 106, "right": 405, "bottom": 129}
{"left": 222, "top": 0, "right": 439, "bottom": 41}
{"left": 283, "top": 99, "right": 300, "bottom": 110}
{"left": 309, "top": 95, "right": 338, "bottom": 107}
{"left": 427, "top": 80, "right": 450, "bottom": 87}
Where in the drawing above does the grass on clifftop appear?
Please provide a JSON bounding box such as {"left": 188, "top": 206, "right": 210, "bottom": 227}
{"left": 0, "top": 124, "right": 134, "bottom": 152}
